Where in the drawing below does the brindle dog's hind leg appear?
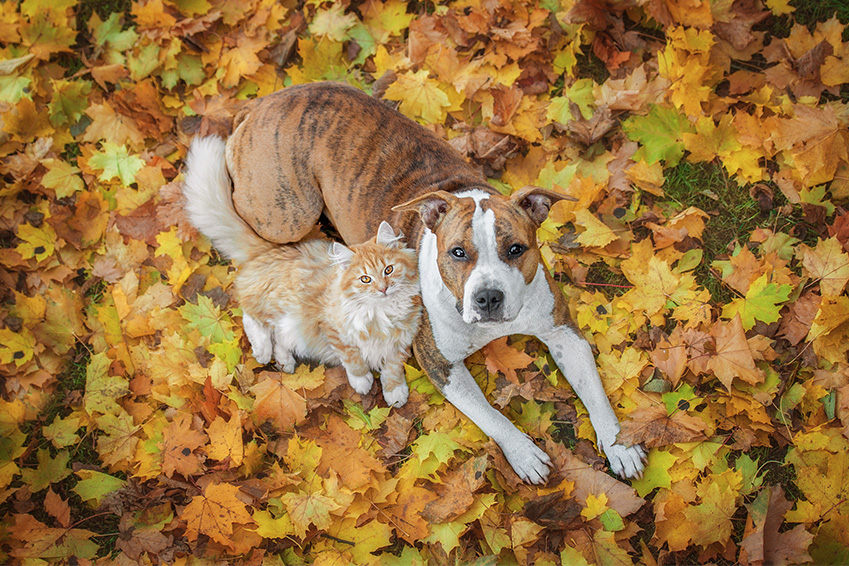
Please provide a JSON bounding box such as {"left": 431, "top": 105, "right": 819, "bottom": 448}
{"left": 224, "top": 100, "right": 325, "bottom": 244}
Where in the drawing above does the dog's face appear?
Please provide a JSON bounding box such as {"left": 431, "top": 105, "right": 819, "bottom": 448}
{"left": 395, "top": 186, "right": 569, "bottom": 325}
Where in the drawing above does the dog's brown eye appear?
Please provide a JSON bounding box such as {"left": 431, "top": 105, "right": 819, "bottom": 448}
{"left": 360, "top": 275, "right": 372, "bottom": 284}
{"left": 384, "top": 265, "right": 394, "bottom": 275}
{"left": 508, "top": 244, "right": 526, "bottom": 258}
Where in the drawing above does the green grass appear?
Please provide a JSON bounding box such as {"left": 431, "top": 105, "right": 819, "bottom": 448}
{"left": 660, "top": 161, "right": 786, "bottom": 304}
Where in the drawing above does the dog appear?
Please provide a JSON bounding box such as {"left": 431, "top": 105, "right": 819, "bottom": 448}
{"left": 184, "top": 81, "right": 645, "bottom": 483}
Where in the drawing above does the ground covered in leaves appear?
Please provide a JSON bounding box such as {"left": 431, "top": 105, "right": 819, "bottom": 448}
{"left": 2, "top": 0, "right": 849, "bottom": 564}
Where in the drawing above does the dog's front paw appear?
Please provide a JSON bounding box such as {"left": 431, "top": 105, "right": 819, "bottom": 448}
{"left": 381, "top": 381, "right": 409, "bottom": 408}
{"left": 602, "top": 442, "right": 646, "bottom": 479}
{"left": 501, "top": 435, "right": 551, "bottom": 485}
{"left": 347, "top": 372, "right": 374, "bottom": 396}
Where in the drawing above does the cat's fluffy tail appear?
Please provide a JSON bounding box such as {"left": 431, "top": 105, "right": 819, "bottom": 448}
{"left": 182, "top": 136, "right": 271, "bottom": 263}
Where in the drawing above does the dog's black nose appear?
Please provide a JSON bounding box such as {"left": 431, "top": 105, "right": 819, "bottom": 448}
{"left": 474, "top": 289, "right": 504, "bottom": 314}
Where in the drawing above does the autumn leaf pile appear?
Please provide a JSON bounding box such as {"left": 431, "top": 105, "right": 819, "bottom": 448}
{"left": 2, "top": 0, "right": 849, "bottom": 563}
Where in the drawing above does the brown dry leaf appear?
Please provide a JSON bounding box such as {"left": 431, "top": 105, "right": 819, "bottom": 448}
{"left": 740, "top": 486, "right": 813, "bottom": 565}
{"left": 251, "top": 372, "right": 308, "bottom": 431}
{"left": 708, "top": 315, "right": 763, "bottom": 389}
{"left": 779, "top": 291, "right": 821, "bottom": 345}
{"left": 617, "top": 405, "right": 707, "bottom": 448}
{"left": 422, "top": 455, "right": 489, "bottom": 522}
{"left": 545, "top": 440, "right": 644, "bottom": 518}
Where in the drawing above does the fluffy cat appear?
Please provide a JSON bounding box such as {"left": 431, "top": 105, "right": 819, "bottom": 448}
{"left": 182, "top": 137, "right": 421, "bottom": 407}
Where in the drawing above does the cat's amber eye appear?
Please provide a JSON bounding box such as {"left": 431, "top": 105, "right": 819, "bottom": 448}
{"left": 360, "top": 275, "right": 372, "bottom": 284}
{"left": 384, "top": 265, "right": 394, "bottom": 275}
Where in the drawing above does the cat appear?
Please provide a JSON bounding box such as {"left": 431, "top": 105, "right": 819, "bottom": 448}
{"left": 181, "top": 137, "right": 421, "bottom": 407}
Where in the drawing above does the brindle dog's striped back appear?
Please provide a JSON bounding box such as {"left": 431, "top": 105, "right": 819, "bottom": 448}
{"left": 224, "top": 82, "right": 494, "bottom": 247}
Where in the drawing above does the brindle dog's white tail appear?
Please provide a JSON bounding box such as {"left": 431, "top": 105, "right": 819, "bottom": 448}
{"left": 182, "top": 136, "right": 270, "bottom": 263}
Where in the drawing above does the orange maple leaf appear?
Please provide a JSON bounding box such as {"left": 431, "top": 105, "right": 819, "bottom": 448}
{"left": 182, "top": 482, "right": 255, "bottom": 547}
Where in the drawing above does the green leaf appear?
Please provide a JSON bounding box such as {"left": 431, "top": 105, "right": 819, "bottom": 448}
{"left": 599, "top": 508, "right": 625, "bottom": 531}
{"left": 546, "top": 78, "right": 595, "bottom": 125}
{"left": 92, "top": 13, "right": 138, "bottom": 51}
{"left": 181, "top": 295, "right": 236, "bottom": 343}
{"left": 0, "top": 75, "right": 32, "bottom": 104}
{"left": 630, "top": 449, "right": 676, "bottom": 497}
{"left": 84, "top": 352, "right": 130, "bottom": 416}
{"left": 49, "top": 79, "right": 92, "bottom": 126}
{"left": 622, "top": 105, "right": 695, "bottom": 166}
{"left": 662, "top": 383, "right": 701, "bottom": 415}
{"left": 43, "top": 416, "right": 81, "bottom": 449}
{"left": 722, "top": 273, "right": 793, "bottom": 330}
{"left": 20, "top": 448, "right": 71, "bottom": 492}
{"left": 73, "top": 469, "right": 126, "bottom": 505}
{"left": 88, "top": 142, "right": 145, "bottom": 185}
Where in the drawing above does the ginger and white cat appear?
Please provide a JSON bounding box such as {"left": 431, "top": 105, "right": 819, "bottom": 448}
{"left": 182, "top": 137, "right": 421, "bottom": 407}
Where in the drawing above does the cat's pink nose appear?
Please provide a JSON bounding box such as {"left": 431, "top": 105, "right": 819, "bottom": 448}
{"left": 380, "top": 287, "right": 388, "bottom": 294}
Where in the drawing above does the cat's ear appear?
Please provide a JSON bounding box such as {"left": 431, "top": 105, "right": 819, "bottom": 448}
{"left": 329, "top": 242, "right": 355, "bottom": 266}
{"left": 376, "top": 221, "right": 402, "bottom": 247}
{"left": 392, "top": 190, "right": 458, "bottom": 231}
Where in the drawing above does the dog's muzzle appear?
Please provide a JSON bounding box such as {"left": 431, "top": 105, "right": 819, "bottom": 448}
{"left": 472, "top": 288, "right": 504, "bottom": 322}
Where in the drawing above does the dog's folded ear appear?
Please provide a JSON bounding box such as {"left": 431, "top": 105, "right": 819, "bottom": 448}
{"left": 392, "top": 191, "right": 459, "bottom": 231}
{"left": 511, "top": 185, "right": 576, "bottom": 225}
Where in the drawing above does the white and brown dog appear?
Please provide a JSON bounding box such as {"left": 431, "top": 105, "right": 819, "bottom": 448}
{"left": 183, "top": 82, "right": 645, "bottom": 483}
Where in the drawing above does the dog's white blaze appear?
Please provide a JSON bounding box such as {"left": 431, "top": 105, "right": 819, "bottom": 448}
{"left": 462, "top": 196, "right": 528, "bottom": 324}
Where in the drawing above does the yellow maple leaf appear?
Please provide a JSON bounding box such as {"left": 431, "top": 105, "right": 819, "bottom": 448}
{"left": 218, "top": 32, "right": 265, "bottom": 88}
{"left": 383, "top": 69, "right": 451, "bottom": 124}
{"left": 15, "top": 222, "right": 56, "bottom": 262}
{"left": 581, "top": 492, "right": 610, "bottom": 521}
{"left": 574, "top": 209, "right": 618, "bottom": 248}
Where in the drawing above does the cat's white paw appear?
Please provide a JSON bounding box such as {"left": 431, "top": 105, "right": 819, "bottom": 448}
{"left": 274, "top": 359, "right": 296, "bottom": 374}
{"left": 251, "top": 337, "right": 273, "bottom": 365}
{"left": 500, "top": 434, "right": 551, "bottom": 485}
{"left": 347, "top": 372, "right": 374, "bottom": 395}
{"left": 602, "top": 442, "right": 646, "bottom": 479}
{"left": 381, "top": 382, "right": 409, "bottom": 408}
{"left": 243, "top": 314, "right": 273, "bottom": 364}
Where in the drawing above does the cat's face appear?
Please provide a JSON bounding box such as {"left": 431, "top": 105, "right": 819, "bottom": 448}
{"left": 341, "top": 242, "right": 418, "bottom": 302}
